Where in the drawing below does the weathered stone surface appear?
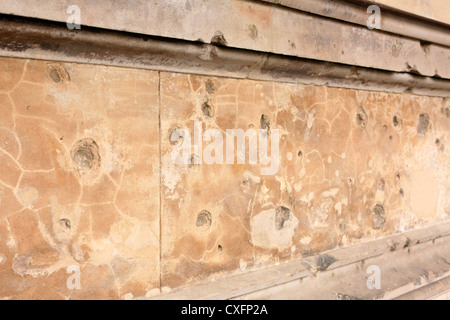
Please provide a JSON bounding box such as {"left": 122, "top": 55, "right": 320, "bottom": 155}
{"left": 0, "top": 57, "right": 449, "bottom": 299}
{"left": 159, "top": 73, "right": 450, "bottom": 288}
{"left": 0, "top": 57, "right": 160, "bottom": 299}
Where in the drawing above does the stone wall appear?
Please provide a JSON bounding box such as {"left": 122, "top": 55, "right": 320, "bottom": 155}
{"left": 0, "top": 56, "right": 449, "bottom": 299}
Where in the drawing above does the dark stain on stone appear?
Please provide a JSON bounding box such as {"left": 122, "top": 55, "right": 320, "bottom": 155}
{"left": 373, "top": 204, "right": 385, "bottom": 229}
{"left": 3, "top": 41, "right": 32, "bottom": 52}
{"left": 393, "top": 114, "right": 402, "bottom": 128}
{"left": 390, "top": 242, "right": 399, "bottom": 252}
{"left": 275, "top": 206, "right": 291, "bottom": 230}
{"left": 316, "top": 254, "right": 337, "bottom": 271}
{"left": 70, "top": 138, "right": 101, "bottom": 177}
{"left": 260, "top": 114, "right": 270, "bottom": 134}
{"left": 196, "top": 210, "right": 212, "bottom": 228}
{"left": 378, "top": 179, "right": 385, "bottom": 191}
{"left": 356, "top": 106, "right": 368, "bottom": 130}
{"left": 338, "top": 219, "right": 346, "bottom": 233}
{"left": 246, "top": 24, "right": 258, "bottom": 39}
{"left": 403, "top": 237, "right": 411, "bottom": 248}
{"left": 211, "top": 31, "right": 227, "bottom": 46}
{"left": 202, "top": 101, "right": 214, "bottom": 118}
{"left": 336, "top": 293, "right": 360, "bottom": 300}
{"left": 205, "top": 80, "right": 215, "bottom": 94}
{"left": 441, "top": 107, "right": 450, "bottom": 118}
{"left": 39, "top": 42, "right": 60, "bottom": 51}
{"left": 417, "top": 113, "right": 429, "bottom": 136}
{"left": 189, "top": 154, "right": 200, "bottom": 168}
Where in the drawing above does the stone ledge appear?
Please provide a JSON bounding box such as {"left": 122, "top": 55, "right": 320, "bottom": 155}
{"left": 0, "top": 15, "right": 449, "bottom": 98}
{"left": 147, "top": 222, "right": 450, "bottom": 300}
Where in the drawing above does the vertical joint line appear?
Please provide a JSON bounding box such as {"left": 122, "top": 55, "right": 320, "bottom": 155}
{"left": 158, "top": 71, "right": 162, "bottom": 291}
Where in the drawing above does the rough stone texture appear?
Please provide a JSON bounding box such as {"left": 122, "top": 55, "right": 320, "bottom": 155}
{"left": 1, "top": 57, "right": 450, "bottom": 299}
{"left": 160, "top": 72, "right": 450, "bottom": 288}
{"left": 0, "top": 57, "right": 160, "bottom": 299}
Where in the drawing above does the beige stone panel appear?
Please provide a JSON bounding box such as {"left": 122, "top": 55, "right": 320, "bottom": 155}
{"left": 0, "top": 58, "right": 26, "bottom": 92}
{"left": 0, "top": 57, "right": 160, "bottom": 299}
{"left": 0, "top": 94, "right": 15, "bottom": 129}
{"left": 160, "top": 71, "right": 450, "bottom": 288}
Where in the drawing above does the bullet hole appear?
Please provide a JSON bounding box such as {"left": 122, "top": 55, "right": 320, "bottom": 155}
{"left": 211, "top": 31, "right": 227, "bottom": 46}
{"left": 441, "top": 107, "right": 450, "bottom": 118}
{"left": 70, "top": 138, "right": 101, "bottom": 179}
{"left": 205, "top": 80, "right": 215, "bottom": 94}
{"left": 275, "top": 206, "right": 291, "bottom": 230}
{"left": 396, "top": 173, "right": 401, "bottom": 180}
{"left": 260, "top": 114, "right": 270, "bottom": 134}
{"left": 217, "top": 244, "right": 223, "bottom": 254}
{"left": 58, "top": 219, "right": 71, "bottom": 230}
{"left": 436, "top": 138, "right": 440, "bottom": 145}
{"left": 417, "top": 113, "right": 429, "bottom": 136}
{"left": 382, "top": 125, "right": 388, "bottom": 131}
{"left": 348, "top": 177, "right": 354, "bottom": 185}
{"left": 246, "top": 24, "right": 258, "bottom": 39}
{"left": 196, "top": 210, "right": 212, "bottom": 228}
{"left": 356, "top": 106, "right": 368, "bottom": 130}
{"left": 316, "top": 254, "right": 337, "bottom": 271}
{"left": 169, "top": 128, "right": 185, "bottom": 146}
{"left": 372, "top": 204, "right": 386, "bottom": 229}
{"left": 389, "top": 135, "right": 393, "bottom": 141}
{"left": 378, "top": 179, "right": 385, "bottom": 191}
{"left": 50, "top": 69, "right": 61, "bottom": 83}
{"left": 297, "top": 150, "right": 303, "bottom": 157}
{"left": 201, "top": 101, "right": 214, "bottom": 118}
{"left": 393, "top": 115, "right": 402, "bottom": 128}
{"left": 47, "top": 64, "right": 70, "bottom": 83}
{"left": 189, "top": 154, "right": 200, "bottom": 168}
{"left": 399, "top": 188, "right": 404, "bottom": 197}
